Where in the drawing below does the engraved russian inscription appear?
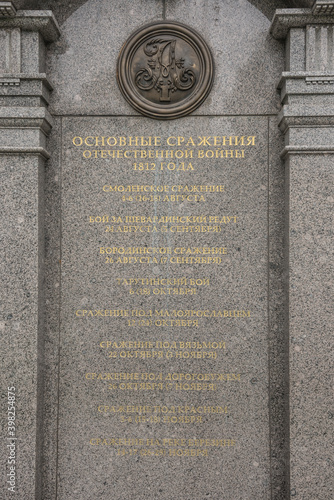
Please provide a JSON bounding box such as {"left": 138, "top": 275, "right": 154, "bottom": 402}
{"left": 58, "top": 116, "right": 269, "bottom": 498}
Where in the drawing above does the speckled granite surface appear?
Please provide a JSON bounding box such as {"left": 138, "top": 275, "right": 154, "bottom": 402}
{"left": 1, "top": 1, "right": 333, "bottom": 499}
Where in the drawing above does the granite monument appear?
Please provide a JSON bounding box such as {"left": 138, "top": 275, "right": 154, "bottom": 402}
{"left": 1, "top": 1, "right": 333, "bottom": 499}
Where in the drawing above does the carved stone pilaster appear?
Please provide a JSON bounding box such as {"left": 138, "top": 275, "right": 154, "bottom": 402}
{"left": 271, "top": 5, "right": 334, "bottom": 499}
{"left": 0, "top": 4, "right": 60, "bottom": 499}
{"left": 272, "top": 6, "right": 334, "bottom": 147}
{"left": 0, "top": 6, "right": 59, "bottom": 143}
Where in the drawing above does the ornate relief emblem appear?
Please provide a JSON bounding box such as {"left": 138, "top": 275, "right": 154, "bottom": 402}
{"left": 117, "top": 22, "right": 214, "bottom": 119}
{"left": 135, "top": 38, "right": 196, "bottom": 102}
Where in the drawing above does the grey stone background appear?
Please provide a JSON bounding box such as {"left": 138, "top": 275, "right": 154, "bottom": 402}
{"left": 44, "top": 1, "right": 287, "bottom": 499}
{"left": 13, "top": 0, "right": 316, "bottom": 25}
{"left": 56, "top": 115, "right": 270, "bottom": 500}
{"left": 1, "top": 1, "right": 333, "bottom": 499}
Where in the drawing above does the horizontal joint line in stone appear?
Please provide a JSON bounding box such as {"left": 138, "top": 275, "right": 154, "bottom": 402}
{"left": 52, "top": 113, "right": 279, "bottom": 119}
{"left": 281, "top": 145, "right": 334, "bottom": 158}
{"left": 0, "top": 147, "right": 50, "bottom": 159}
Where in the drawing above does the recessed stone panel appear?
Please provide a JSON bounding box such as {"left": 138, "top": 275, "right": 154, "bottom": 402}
{"left": 57, "top": 116, "right": 270, "bottom": 500}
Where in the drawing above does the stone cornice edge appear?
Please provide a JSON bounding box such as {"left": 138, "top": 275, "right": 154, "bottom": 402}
{"left": 0, "top": 10, "right": 60, "bottom": 42}
{"left": 271, "top": 8, "right": 334, "bottom": 39}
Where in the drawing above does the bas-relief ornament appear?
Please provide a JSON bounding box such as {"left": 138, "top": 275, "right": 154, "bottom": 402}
{"left": 117, "top": 22, "right": 214, "bottom": 119}
{"left": 135, "top": 38, "right": 196, "bottom": 102}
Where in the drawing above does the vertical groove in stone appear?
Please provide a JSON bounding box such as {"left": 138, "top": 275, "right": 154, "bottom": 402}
{"left": 285, "top": 155, "right": 291, "bottom": 500}
{"left": 9, "top": 28, "right": 21, "bottom": 72}
{"left": 36, "top": 155, "right": 45, "bottom": 500}
{"left": 54, "top": 116, "right": 63, "bottom": 500}
{"left": 320, "top": 26, "right": 328, "bottom": 71}
{"left": 315, "top": 26, "right": 321, "bottom": 71}
{"left": 327, "top": 25, "right": 333, "bottom": 71}
{"left": 306, "top": 26, "right": 316, "bottom": 71}
{"left": 267, "top": 116, "right": 271, "bottom": 500}
{"left": 268, "top": 116, "right": 289, "bottom": 500}
{"left": 0, "top": 29, "right": 10, "bottom": 71}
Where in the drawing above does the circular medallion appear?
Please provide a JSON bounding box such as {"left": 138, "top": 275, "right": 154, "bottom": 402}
{"left": 117, "top": 21, "right": 214, "bottom": 119}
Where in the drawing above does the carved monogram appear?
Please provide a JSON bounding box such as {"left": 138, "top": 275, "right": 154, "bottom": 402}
{"left": 135, "top": 38, "right": 196, "bottom": 102}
